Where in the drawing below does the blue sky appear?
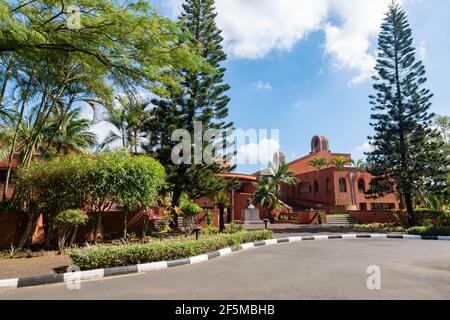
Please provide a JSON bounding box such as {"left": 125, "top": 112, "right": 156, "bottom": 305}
{"left": 93, "top": 0, "right": 450, "bottom": 174}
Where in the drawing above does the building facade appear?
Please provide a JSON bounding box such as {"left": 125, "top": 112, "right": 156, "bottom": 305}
{"left": 214, "top": 136, "right": 400, "bottom": 219}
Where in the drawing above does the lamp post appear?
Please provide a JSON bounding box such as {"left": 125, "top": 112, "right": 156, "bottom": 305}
{"left": 263, "top": 219, "right": 270, "bottom": 230}
{"left": 193, "top": 227, "right": 202, "bottom": 240}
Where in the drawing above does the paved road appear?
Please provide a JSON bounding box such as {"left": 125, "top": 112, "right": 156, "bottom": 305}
{"left": 1, "top": 238, "right": 449, "bottom": 300}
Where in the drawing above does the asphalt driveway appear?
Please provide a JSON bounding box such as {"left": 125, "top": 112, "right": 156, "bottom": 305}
{"left": 1, "top": 238, "right": 449, "bottom": 300}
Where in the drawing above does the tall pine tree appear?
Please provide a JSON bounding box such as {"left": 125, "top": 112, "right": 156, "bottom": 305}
{"left": 149, "top": 0, "right": 233, "bottom": 227}
{"left": 367, "top": 1, "right": 449, "bottom": 219}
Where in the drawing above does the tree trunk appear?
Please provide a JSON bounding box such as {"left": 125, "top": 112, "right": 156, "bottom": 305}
{"left": 68, "top": 225, "right": 78, "bottom": 247}
{"left": 405, "top": 193, "right": 414, "bottom": 226}
{"left": 170, "top": 190, "right": 181, "bottom": 230}
{"left": 93, "top": 212, "right": 102, "bottom": 244}
{"left": 219, "top": 206, "right": 225, "bottom": 232}
{"left": 123, "top": 211, "right": 128, "bottom": 239}
{"left": 16, "top": 209, "right": 38, "bottom": 250}
{"left": 2, "top": 77, "right": 32, "bottom": 199}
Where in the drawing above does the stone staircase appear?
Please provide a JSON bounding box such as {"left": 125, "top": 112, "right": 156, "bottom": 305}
{"left": 326, "top": 215, "right": 358, "bottom": 225}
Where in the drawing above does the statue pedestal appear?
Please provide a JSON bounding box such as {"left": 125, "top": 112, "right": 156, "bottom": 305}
{"left": 240, "top": 208, "right": 264, "bottom": 225}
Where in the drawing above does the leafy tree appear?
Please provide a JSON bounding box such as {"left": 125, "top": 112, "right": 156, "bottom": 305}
{"left": 116, "top": 155, "right": 166, "bottom": 238}
{"left": 180, "top": 201, "right": 203, "bottom": 235}
{"left": 54, "top": 209, "right": 88, "bottom": 253}
{"left": 366, "top": 1, "right": 449, "bottom": 220}
{"left": 149, "top": 0, "right": 233, "bottom": 229}
{"left": 0, "top": 0, "right": 206, "bottom": 91}
{"left": 14, "top": 154, "right": 92, "bottom": 249}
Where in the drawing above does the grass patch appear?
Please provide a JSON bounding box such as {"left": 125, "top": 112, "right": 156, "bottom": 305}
{"left": 407, "top": 226, "right": 450, "bottom": 236}
{"left": 70, "top": 230, "right": 273, "bottom": 270}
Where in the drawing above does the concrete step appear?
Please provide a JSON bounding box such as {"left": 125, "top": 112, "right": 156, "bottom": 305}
{"left": 326, "top": 216, "right": 357, "bottom": 225}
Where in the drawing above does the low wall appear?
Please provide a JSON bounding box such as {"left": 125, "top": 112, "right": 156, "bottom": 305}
{"left": 277, "top": 211, "right": 327, "bottom": 225}
{"left": 349, "top": 211, "right": 403, "bottom": 224}
{"left": 0, "top": 208, "right": 225, "bottom": 248}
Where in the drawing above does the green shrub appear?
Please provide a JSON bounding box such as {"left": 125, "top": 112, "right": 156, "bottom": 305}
{"left": 224, "top": 222, "right": 243, "bottom": 234}
{"left": 407, "top": 226, "right": 450, "bottom": 236}
{"left": 411, "top": 210, "right": 450, "bottom": 227}
{"left": 202, "top": 225, "right": 219, "bottom": 235}
{"left": 70, "top": 230, "right": 273, "bottom": 270}
{"left": 180, "top": 202, "right": 203, "bottom": 234}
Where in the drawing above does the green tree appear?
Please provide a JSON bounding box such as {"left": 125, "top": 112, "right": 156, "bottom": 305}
{"left": 329, "top": 157, "right": 350, "bottom": 205}
{"left": 43, "top": 107, "right": 97, "bottom": 155}
{"left": 54, "top": 209, "right": 88, "bottom": 253}
{"left": 14, "top": 154, "right": 92, "bottom": 249}
{"left": 149, "top": 0, "right": 233, "bottom": 229}
{"left": 0, "top": 0, "right": 206, "bottom": 90}
{"left": 99, "top": 96, "right": 153, "bottom": 153}
{"left": 261, "top": 163, "right": 297, "bottom": 200}
{"left": 116, "top": 155, "right": 166, "bottom": 238}
{"left": 366, "top": 1, "right": 449, "bottom": 219}
{"left": 309, "top": 157, "right": 327, "bottom": 173}
{"left": 214, "top": 191, "right": 230, "bottom": 232}
{"left": 252, "top": 182, "right": 278, "bottom": 220}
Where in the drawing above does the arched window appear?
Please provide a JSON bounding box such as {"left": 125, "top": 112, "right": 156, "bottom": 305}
{"left": 339, "top": 178, "right": 347, "bottom": 193}
{"left": 326, "top": 178, "right": 332, "bottom": 194}
{"left": 358, "top": 178, "right": 366, "bottom": 193}
{"left": 314, "top": 181, "right": 319, "bottom": 194}
{"left": 299, "top": 182, "right": 310, "bottom": 194}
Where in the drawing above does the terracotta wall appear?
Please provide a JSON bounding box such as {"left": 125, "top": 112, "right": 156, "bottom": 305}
{"left": 349, "top": 211, "right": 403, "bottom": 224}
{"left": 281, "top": 167, "right": 399, "bottom": 212}
{"left": 0, "top": 212, "right": 44, "bottom": 249}
{"left": 0, "top": 208, "right": 229, "bottom": 248}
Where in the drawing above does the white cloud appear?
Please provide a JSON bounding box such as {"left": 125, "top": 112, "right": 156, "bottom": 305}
{"left": 292, "top": 100, "right": 306, "bottom": 109}
{"left": 253, "top": 80, "right": 273, "bottom": 90}
{"left": 419, "top": 40, "right": 427, "bottom": 59}
{"left": 164, "top": 0, "right": 404, "bottom": 84}
{"left": 355, "top": 141, "right": 373, "bottom": 152}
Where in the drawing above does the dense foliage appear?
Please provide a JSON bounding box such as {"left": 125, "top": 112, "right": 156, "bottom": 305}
{"left": 70, "top": 230, "right": 273, "bottom": 269}
{"left": 14, "top": 151, "right": 166, "bottom": 247}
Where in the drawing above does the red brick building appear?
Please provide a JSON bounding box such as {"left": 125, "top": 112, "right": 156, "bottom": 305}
{"left": 212, "top": 136, "right": 400, "bottom": 219}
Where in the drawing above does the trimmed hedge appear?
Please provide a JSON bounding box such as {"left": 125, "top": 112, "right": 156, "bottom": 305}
{"left": 70, "top": 230, "right": 273, "bottom": 270}
{"left": 408, "top": 226, "right": 450, "bottom": 236}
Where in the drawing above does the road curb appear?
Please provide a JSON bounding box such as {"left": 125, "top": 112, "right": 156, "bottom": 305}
{"left": 1, "top": 233, "right": 449, "bottom": 291}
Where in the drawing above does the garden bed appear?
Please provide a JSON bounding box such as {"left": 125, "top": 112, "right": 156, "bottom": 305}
{"left": 407, "top": 226, "right": 450, "bottom": 236}
{"left": 70, "top": 230, "right": 273, "bottom": 270}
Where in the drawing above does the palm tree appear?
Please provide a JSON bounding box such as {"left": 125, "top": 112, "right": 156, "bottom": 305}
{"left": 309, "top": 157, "right": 327, "bottom": 196}
{"left": 329, "top": 157, "right": 351, "bottom": 205}
{"left": 349, "top": 159, "right": 366, "bottom": 207}
{"left": 99, "top": 96, "right": 153, "bottom": 152}
{"left": 252, "top": 182, "right": 278, "bottom": 220}
{"left": 261, "top": 163, "right": 297, "bottom": 199}
{"left": 309, "top": 157, "right": 327, "bottom": 172}
{"left": 43, "top": 108, "right": 97, "bottom": 155}
{"left": 214, "top": 191, "right": 231, "bottom": 232}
